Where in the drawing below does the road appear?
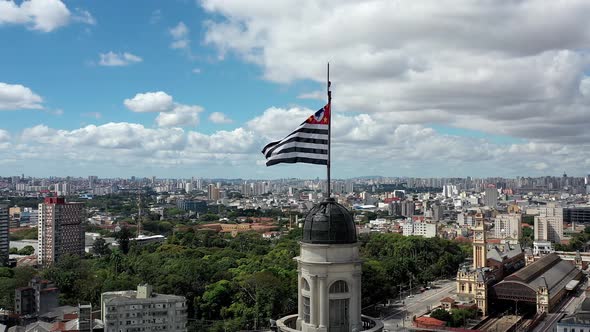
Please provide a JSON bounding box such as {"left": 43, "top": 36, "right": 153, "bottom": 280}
{"left": 381, "top": 279, "right": 457, "bottom": 331}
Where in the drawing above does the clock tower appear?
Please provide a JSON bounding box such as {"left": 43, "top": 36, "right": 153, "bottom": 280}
{"left": 473, "top": 220, "right": 487, "bottom": 269}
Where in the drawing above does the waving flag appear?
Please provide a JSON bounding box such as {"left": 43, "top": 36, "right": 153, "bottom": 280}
{"left": 262, "top": 104, "right": 330, "bottom": 166}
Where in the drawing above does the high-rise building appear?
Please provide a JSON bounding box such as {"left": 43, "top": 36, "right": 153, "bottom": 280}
{"left": 15, "top": 277, "right": 59, "bottom": 316}
{"left": 483, "top": 187, "right": 499, "bottom": 207}
{"left": 494, "top": 213, "right": 522, "bottom": 241}
{"left": 533, "top": 205, "right": 563, "bottom": 244}
{"left": 207, "top": 184, "right": 220, "bottom": 201}
{"left": 534, "top": 215, "right": 563, "bottom": 244}
{"left": 401, "top": 200, "right": 415, "bottom": 217}
{"left": 55, "top": 182, "right": 71, "bottom": 196}
{"left": 0, "top": 205, "right": 8, "bottom": 266}
{"left": 432, "top": 205, "right": 444, "bottom": 221}
{"left": 38, "top": 197, "right": 84, "bottom": 267}
{"left": 101, "top": 284, "right": 187, "bottom": 332}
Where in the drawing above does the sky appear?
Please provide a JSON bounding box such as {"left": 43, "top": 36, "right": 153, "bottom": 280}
{"left": 1, "top": 0, "right": 590, "bottom": 179}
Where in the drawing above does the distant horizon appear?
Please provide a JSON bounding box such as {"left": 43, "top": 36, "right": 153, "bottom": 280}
{"left": 2, "top": 173, "right": 589, "bottom": 181}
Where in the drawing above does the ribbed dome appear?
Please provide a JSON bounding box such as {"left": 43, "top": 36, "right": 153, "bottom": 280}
{"left": 302, "top": 198, "right": 357, "bottom": 244}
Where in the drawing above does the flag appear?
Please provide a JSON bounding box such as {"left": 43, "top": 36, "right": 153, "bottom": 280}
{"left": 262, "top": 104, "right": 330, "bottom": 166}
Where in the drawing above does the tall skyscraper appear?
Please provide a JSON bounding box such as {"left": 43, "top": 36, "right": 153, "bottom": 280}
{"left": 38, "top": 197, "right": 84, "bottom": 267}
{"left": 483, "top": 187, "right": 499, "bottom": 207}
{"left": 0, "top": 205, "right": 8, "bottom": 266}
{"left": 534, "top": 204, "right": 563, "bottom": 244}
{"left": 207, "top": 184, "right": 220, "bottom": 201}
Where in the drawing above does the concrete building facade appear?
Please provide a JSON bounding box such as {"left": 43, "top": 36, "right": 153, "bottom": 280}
{"left": 38, "top": 197, "right": 84, "bottom": 267}
{"left": 101, "top": 284, "right": 187, "bottom": 332}
{"left": 493, "top": 213, "right": 522, "bottom": 241}
{"left": 0, "top": 205, "right": 8, "bottom": 266}
{"left": 402, "top": 221, "right": 437, "bottom": 238}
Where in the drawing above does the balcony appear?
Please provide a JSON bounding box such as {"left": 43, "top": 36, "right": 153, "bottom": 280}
{"left": 276, "top": 314, "right": 383, "bottom": 332}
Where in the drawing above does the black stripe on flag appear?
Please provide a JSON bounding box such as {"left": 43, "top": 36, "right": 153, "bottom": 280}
{"left": 273, "top": 147, "right": 328, "bottom": 156}
{"left": 266, "top": 157, "right": 328, "bottom": 166}
{"left": 264, "top": 137, "right": 328, "bottom": 158}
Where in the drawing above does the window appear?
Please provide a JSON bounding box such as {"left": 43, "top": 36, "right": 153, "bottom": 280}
{"left": 302, "top": 278, "right": 310, "bottom": 291}
{"left": 303, "top": 296, "right": 310, "bottom": 323}
{"left": 329, "top": 298, "right": 349, "bottom": 332}
{"left": 330, "top": 280, "right": 349, "bottom": 293}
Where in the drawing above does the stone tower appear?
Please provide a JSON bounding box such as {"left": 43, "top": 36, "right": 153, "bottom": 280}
{"left": 536, "top": 276, "right": 549, "bottom": 313}
{"left": 473, "top": 219, "right": 487, "bottom": 269}
{"left": 277, "top": 198, "right": 382, "bottom": 332}
{"left": 297, "top": 198, "right": 361, "bottom": 332}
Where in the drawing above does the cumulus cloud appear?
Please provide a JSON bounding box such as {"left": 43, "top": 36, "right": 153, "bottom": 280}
{"left": 0, "top": 82, "right": 43, "bottom": 110}
{"left": 6, "top": 106, "right": 589, "bottom": 177}
{"left": 124, "top": 91, "right": 204, "bottom": 127}
{"left": 169, "top": 21, "right": 189, "bottom": 49}
{"left": 209, "top": 112, "right": 233, "bottom": 124}
{"left": 98, "top": 52, "right": 143, "bottom": 67}
{"left": 124, "top": 91, "right": 173, "bottom": 113}
{"left": 0, "top": 0, "right": 93, "bottom": 32}
{"left": 156, "top": 104, "right": 203, "bottom": 127}
{"left": 0, "top": 130, "right": 10, "bottom": 142}
{"left": 201, "top": 0, "right": 590, "bottom": 147}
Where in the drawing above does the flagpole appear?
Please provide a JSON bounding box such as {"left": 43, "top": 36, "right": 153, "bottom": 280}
{"left": 327, "top": 63, "right": 332, "bottom": 198}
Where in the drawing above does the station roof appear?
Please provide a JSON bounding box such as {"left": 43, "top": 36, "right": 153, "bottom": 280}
{"left": 497, "top": 253, "right": 581, "bottom": 299}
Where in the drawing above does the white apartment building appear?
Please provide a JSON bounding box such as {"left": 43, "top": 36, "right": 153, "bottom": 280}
{"left": 534, "top": 215, "right": 564, "bottom": 244}
{"left": 533, "top": 204, "right": 564, "bottom": 244}
{"left": 102, "top": 284, "right": 187, "bottom": 332}
{"left": 402, "top": 221, "right": 437, "bottom": 238}
{"left": 493, "top": 213, "right": 522, "bottom": 241}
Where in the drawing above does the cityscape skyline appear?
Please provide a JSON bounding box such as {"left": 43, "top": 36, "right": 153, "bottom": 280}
{"left": 1, "top": 172, "right": 590, "bottom": 181}
{"left": 1, "top": 1, "right": 590, "bottom": 178}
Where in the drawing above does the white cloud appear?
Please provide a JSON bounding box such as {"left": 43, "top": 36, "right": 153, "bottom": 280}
{"left": 192, "top": 68, "right": 201, "bottom": 74}
{"left": 0, "top": 130, "right": 10, "bottom": 142}
{"left": 6, "top": 106, "right": 589, "bottom": 177}
{"left": 209, "top": 112, "right": 233, "bottom": 124}
{"left": 0, "top": 82, "right": 43, "bottom": 110}
{"left": 201, "top": 0, "right": 590, "bottom": 147}
{"left": 124, "top": 91, "right": 173, "bottom": 113}
{"left": 72, "top": 8, "right": 96, "bottom": 25}
{"left": 98, "top": 52, "right": 143, "bottom": 67}
{"left": 124, "top": 91, "right": 204, "bottom": 127}
{"left": 156, "top": 104, "right": 203, "bottom": 127}
{"left": 169, "top": 21, "right": 190, "bottom": 49}
{"left": 0, "top": 0, "right": 93, "bottom": 32}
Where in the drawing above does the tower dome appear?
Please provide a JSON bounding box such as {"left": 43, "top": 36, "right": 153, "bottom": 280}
{"left": 302, "top": 198, "right": 357, "bottom": 244}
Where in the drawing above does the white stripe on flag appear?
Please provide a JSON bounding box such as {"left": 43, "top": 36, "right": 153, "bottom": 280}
{"left": 280, "top": 131, "right": 328, "bottom": 142}
{"left": 266, "top": 151, "right": 328, "bottom": 161}
{"left": 267, "top": 141, "right": 328, "bottom": 155}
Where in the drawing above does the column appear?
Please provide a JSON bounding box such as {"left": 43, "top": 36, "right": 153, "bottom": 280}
{"left": 297, "top": 271, "right": 303, "bottom": 327}
{"left": 310, "top": 275, "right": 318, "bottom": 327}
{"left": 351, "top": 271, "right": 362, "bottom": 330}
{"left": 318, "top": 276, "right": 328, "bottom": 329}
